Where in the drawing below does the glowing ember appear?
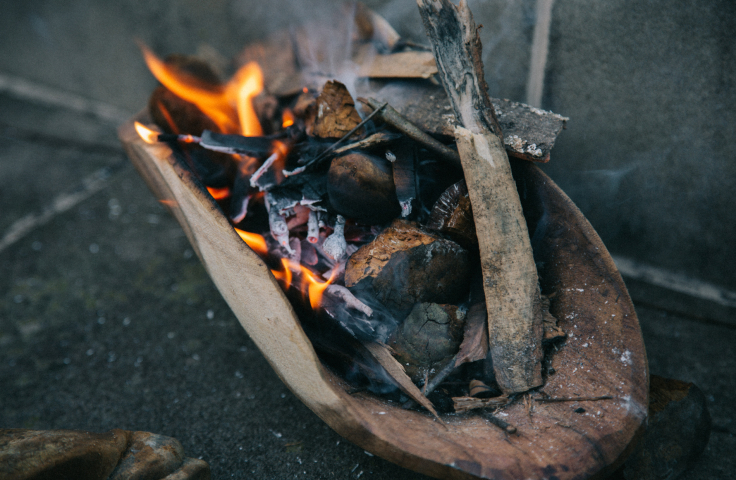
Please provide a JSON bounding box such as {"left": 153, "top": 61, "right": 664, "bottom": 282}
{"left": 140, "top": 43, "right": 264, "bottom": 137}
{"left": 207, "top": 186, "right": 231, "bottom": 200}
{"left": 234, "top": 228, "right": 268, "bottom": 256}
{"left": 134, "top": 121, "right": 160, "bottom": 144}
{"left": 281, "top": 109, "right": 295, "bottom": 128}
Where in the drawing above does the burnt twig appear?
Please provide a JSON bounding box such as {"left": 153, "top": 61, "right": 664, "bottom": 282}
{"left": 358, "top": 97, "right": 461, "bottom": 167}
{"left": 484, "top": 412, "right": 517, "bottom": 434}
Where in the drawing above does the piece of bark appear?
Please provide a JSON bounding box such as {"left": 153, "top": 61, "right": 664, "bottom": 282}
{"left": 355, "top": 46, "right": 438, "bottom": 79}
{"left": 390, "top": 141, "right": 417, "bottom": 217}
{"left": 363, "top": 341, "right": 440, "bottom": 419}
{"left": 388, "top": 303, "right": 465, "bottom": 382}
{"left": 455, "top": 296, "right": 489, "bottom": 367}
{"left": 333, "top": 132, "right": 402, "bottom": 155}
{"left": 344, "top": 220, "right": 470, "bottom": 315}
{"left": 357, "top": 79, "right": 567, "bottom": 162}
{"left": 312, "top": 81, "right": 364, "bottom": 139}
{"left": 540, "top": 294, "right": 566, "bottom": 343}
{"left": 418, "top": 0, "right": 543, "bottom": 394}
{"left": 327, "top": 151, "right": 400, "bottom": 224}
{"left": 453, "top": 395, "right": 510, "bottom": 413}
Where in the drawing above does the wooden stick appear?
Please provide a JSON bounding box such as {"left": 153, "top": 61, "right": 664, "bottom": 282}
{"left": 358, "top": 97, "right": 461, "bottom": 167}
{"left": 417, "top": 0, "right": 544, "bottom": 394}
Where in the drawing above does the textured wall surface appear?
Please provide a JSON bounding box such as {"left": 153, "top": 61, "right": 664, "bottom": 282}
{"left": 543, "top": 0, "right": 736, "bottom": 289}
{"left": 0, "top": 0, "right": 733, "bottom": 288}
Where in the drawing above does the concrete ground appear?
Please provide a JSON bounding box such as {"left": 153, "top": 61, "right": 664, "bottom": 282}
{"left": 0, "top": 90, "right": 734, "bottom": 479}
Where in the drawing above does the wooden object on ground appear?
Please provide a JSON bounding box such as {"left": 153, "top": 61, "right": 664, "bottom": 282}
{"left": 0, "top": 428, "right": 210, "bottom": 480}
{"left": 358, "top": 79, "right": 567, "bottom": 162}
{"left": 612, "top": 375, "right": 711, "bottom": 480}
{"left": 418, "top": 0, "right": 543, "bottom": 394}
{"left": 120, "top": 116, "right": 647, "bottom": 480}
{"left": 312, "top": 81, "right": 364, "bottom": 139}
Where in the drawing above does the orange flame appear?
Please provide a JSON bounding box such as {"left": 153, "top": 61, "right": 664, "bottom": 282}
{"left": 134, "top": 121, "right": 159, "bottom": 144}
{"left": 281, "top": 108, "right": 295, "bottom": 128}
{"left": 228, "top": 62, "right": 264, "bottom": 136}
{"left": 155, "top": 101, "right": 180, "bottom": 134}
{"left": 301, "top": 267, "right": 337, "bottom": 310}
{"left": 139, "top": 43, "right": 263, "bottom": 136}
{"left": 234, "top": 228, "right": 268, "bottom": 256}
{"left": 206, "top": 186, "right": 231, "bottom": 200}
{"left": 271, "top": 258, "right": 294, "bottom": 290}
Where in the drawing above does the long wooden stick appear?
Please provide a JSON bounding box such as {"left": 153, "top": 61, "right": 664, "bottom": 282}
{"left": 417, "top": 0, "right": 543, "bottom": 393}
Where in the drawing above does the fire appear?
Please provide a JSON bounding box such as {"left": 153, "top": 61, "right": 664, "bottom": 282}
{"left": 234, "top": 228, "right": 268, "bottom": 256}
{"left": 155, "top": 101, "right": 180, "bottom": 134}
{"left": 281, "top": 109, "right": 295, "bottom": 128}
{"left": 134, "top": 121, "right": 160, "bottom": 144}
{"left": 271, "top": 258, "right": 294, "bottom": 290}
{"left": 206, "top": 186, "right": 231, "bottom": 200}
{"left": 301, "top": 267, "right": 337, "bottom": 310}
{"left": 228, "top": 62, "right": 264, "bottom": 136}
{"left": 139, "top": 43, "right": 263, "bottom": 136}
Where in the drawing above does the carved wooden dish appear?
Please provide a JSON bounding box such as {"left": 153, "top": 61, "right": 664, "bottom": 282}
{"left": 119, "top": 116, "right": 648, "bottom": 480}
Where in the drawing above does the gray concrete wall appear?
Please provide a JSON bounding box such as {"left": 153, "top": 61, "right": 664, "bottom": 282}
{"left": 1, "top": 0, "right": 733, "bottom": 289}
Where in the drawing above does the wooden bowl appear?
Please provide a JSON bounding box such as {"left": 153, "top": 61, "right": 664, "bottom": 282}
{"left": 119, "top": 117, "right": 648, "bottom": 480}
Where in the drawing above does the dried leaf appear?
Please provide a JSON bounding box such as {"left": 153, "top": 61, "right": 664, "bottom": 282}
{"left": 312, "top": 81, "right": 364, "bottom": 139}
{"left": 363, "top": 341, "right": 440, "bottom": 420}
{"left": 454, "top": 300, "right": 489, "bottom": 367}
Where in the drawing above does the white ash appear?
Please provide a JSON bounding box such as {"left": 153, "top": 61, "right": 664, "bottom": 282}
{"left": 265, "top": 197, "right": 294, "bottom": 254}
{"left": 283, "top": 166, "right": 306, "bottom": 177}
{"left": 325, "top": 285, "right": 373, "bottom": 317}
{"left": 322, "top": 245, "right": 358, "bottom": 279}
{"left": 399, "top": 198, "right": 413, "bottom": 217}
{"left": 307, "top": 210, "right": 320, "bottom": 243}
{"left": 385, "top": 150, "right": 396, "bottom": 162}
{"left": 250, "top": 151, "right": 279, "bottom": 190}
{"left": 322, "top": 215, "right": 347, "bottom": 261}
{"left": 230, "top": 195, "right": 250, "bottom": 224}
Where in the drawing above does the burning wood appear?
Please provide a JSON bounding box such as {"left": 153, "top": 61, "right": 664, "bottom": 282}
{"left": 122, "top": 3, "right": 652, "bottom": 477}
{"left": 133, "top": 0, "right": 572, "bottom": 417}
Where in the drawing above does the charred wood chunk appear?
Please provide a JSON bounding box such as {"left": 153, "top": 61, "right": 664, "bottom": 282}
{"left": 391, "top": 141, "right": 417, "bottom": 218}
{"left": 345, "top": 220, "right": 470, "bottom": 314}
{"left": 426, "top": 180, "right": 477, "bottom": 249}
{"left": 312, "top": 81, "right": 364, "bottom": 139}
{"left": 327, "top": 152, "right": 400, "bottom": 224}
{"left": 149, "top": 86, "right": 220, "bottom": 136}
{"left": 388, "top": 303, "right": 465, "bottom": 382}
{"left": 147, "top": 55, "right": 222, "bottom": 135}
